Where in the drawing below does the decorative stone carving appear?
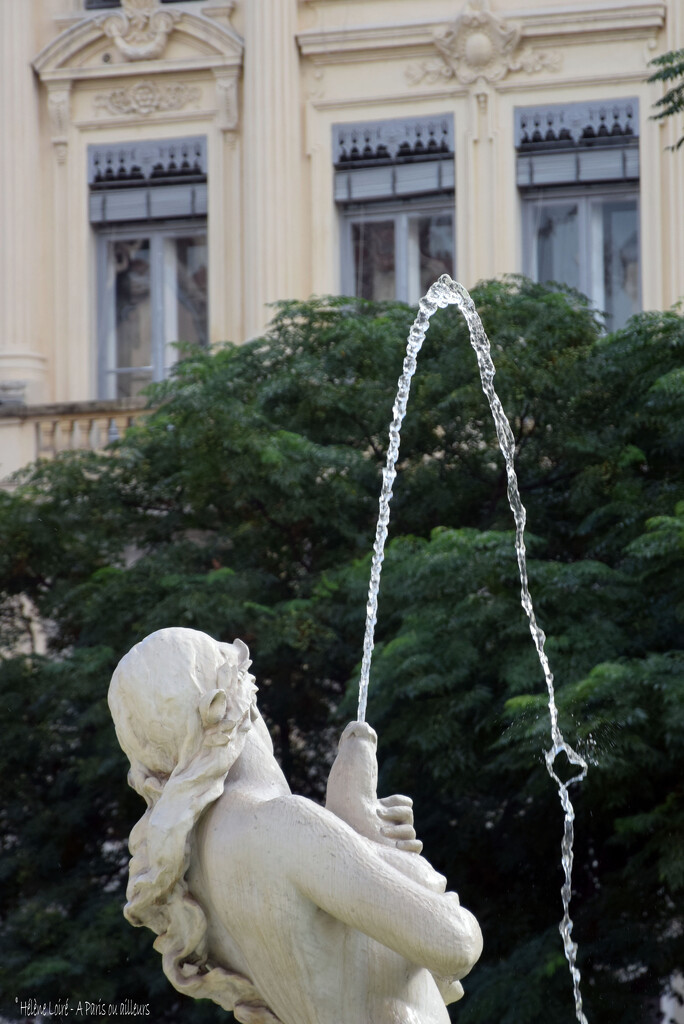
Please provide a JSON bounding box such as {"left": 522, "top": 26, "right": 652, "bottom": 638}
{"left": 214, "top": 73, "right": 239, "bottom": 131}
{"left": 475, "top": 89, "right": 489, "bottom": 116}
{"left": 407, "top": 0, "right": 561, "bottom": 87}
{"left": 515, "top": 46, "right": 562, "bottom": 76}
{"left": 305, "top": 64, "right": 325, "bottom": 101}
{"left": 93, "top": 80, "right": 202, "bottom": 117}
{"left": 46, "top": 84, "right": 71, "bottom": 163}
{"left": 98, "top": 0, "right": 181, "bottom": 62}
{"left": 108, "top": 628, "right": 482, "bottom": 1024}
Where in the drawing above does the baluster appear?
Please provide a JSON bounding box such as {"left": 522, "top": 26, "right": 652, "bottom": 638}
{"left": 92, "top": 417, "right": 109, "bottom": 450}
{"left": 54, "top": 419, "right": 69, "bottom": 452}
{"left": 37, "top": 420, "right": 57, "bottom": 458}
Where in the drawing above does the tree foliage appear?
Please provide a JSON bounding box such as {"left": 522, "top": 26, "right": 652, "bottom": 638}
{"left": 649, "top": 48, "right": 684, "bottom": 149}
{"left": 0, "top": 279, "right": 682, "bottom": 1023}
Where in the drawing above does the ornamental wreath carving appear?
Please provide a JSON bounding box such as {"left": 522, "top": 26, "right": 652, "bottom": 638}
{"left": 94, "top": 81, "right": 202, "bottom": 117}
{"left": 407, "top": 0, "right": 560, "bottom": 87}
{"left": 98, "top": 0, "right": 181, "bottom": 62}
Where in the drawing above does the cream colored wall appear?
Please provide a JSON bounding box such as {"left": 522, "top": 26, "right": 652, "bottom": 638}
{"left": 0, "top": 0, "right": 682, "bottom": 420}
{"left": 298, "top": 0, "right": 680, "bottom": 308}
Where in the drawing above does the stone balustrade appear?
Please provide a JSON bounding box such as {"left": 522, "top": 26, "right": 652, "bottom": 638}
{"left": 0, "top": 397, "right": 149, "bottom": 481}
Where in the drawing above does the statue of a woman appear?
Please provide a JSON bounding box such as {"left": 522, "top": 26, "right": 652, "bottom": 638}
{"left": 108, "top": 627, "right": 482, "bottom": 1024}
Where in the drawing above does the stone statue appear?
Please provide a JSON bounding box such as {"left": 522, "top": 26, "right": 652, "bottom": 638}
{"left": 108, "top": 627, "right": 482, "bottom": 1024}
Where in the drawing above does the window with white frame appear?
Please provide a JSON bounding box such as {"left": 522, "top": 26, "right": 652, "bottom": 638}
{"left": 334, "top": 116, "right": 455, "bottom": 304}
{"left": 88, "top": 137, "right": 208, "bottom": 399}
{"left": 517, "top": 99, "right": 640, "bottom": 331}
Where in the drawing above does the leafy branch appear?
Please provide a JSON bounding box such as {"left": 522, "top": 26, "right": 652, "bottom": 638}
{"left": 649, "top": 48, "right": 684, "bottom": 149}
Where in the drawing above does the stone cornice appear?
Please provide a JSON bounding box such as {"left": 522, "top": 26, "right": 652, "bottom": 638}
{"left": 513, "top": 1, "right": 665, "bottom": 38}
{"left": 0, "top": 397, "right": 149, "bottom": 421}
{"left": 297, "top": 22, "right": 439, "bottom": 57}
{"left": 35, "top": 56, "right": 240, "bottom": 86}
{"left": 296, "top": 1, "right": 666, "bottom": 59}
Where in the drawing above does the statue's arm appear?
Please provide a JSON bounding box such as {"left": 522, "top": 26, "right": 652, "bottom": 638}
{"left": 277, "top": 795, "right": 482, "bottom": 982}
{"left": 325, "top": 722, "right": 450, "bottom": 894}
{"left": 325, "top": 721, "right": 422, "bottom": 853}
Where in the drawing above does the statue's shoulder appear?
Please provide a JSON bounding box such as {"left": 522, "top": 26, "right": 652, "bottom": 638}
{"left": 249, "top": 793, "right": 331, "bottom": 836}
{"left": 203, "top": 792, "right": 328, "bottom": 854}
{"left": 232, "top": 793, "right": 343, "bottom": 867}
{"left": 199, "top": 793, "right": 336, "bottom": 905}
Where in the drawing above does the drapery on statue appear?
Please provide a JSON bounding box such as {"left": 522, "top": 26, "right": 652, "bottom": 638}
{"left": 108, "top": 627, "right": 482, "bottom": 1024}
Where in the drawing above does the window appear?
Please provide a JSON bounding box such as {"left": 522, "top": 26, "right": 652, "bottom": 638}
{"left": 89, "top": 137, "right": 208, "bottom": 399}
{"left": 517, "top": 99, "right": 640, "bottom": 331}
{"left": 523, "top": 189, "right": 639, "bottom": 332}
{"left": 334, "top": 116, "right": 455, "bottom": 304}
{"left": 343, "top": 201, "right": 454, "bottom": 304}
{"left": 96, "top": 226, "right": 207, "bottom": 399}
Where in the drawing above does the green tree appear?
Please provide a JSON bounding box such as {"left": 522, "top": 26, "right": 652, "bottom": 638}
{"left": 0, "top": 280, "right": 682, "bottom": 1023}
{"left": 649, "top": 47, "right": 684, "bottom": 148}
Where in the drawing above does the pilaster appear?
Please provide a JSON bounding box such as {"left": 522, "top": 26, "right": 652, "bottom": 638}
{"left": 0, "top": 0, "right": 47, "bottom": 402}
{"left": 242, "top": 0, "right": 304, "bottom": 337}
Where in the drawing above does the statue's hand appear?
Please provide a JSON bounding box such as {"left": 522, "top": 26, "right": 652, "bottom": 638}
{"left": 325, "top": 722, "right": 423, "bottom": 854}
{"left": 377, "top": 794, "right": 423, "bottom": 854}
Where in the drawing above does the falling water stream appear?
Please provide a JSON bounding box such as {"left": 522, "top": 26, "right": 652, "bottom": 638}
{"left": 357, "top": 275, "right": 589, "bottom": 1024}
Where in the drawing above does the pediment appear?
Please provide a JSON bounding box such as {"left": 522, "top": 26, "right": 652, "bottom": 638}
{"left": 34, "top": 5, "right": 243, "bottom": 82}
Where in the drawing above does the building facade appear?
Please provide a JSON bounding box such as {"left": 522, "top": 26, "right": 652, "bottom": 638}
{"left": 0, "top": 0, "right": 682, "bottom": 476}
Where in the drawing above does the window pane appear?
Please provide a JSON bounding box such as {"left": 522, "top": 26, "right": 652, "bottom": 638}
{"left": 595, "top": 199, "right": 639, "bottom": 331}
{"left": 532, "top": 202, "right": 580, "bottom": 291}
{"left": 407, "top": 214, "right": 454, "bottom": 304}
{"left": 110, "top": 239, "right": 153, "bottom": 399}
{"left": 352, "top": 221, "right": 395, "bottom": 300}
{"left": 172, "top": 236, "right": 208, "bottom": 347}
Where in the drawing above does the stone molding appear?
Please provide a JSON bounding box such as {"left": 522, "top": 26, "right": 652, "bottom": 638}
{"left": 34, "top": 6, "right": 243, "bottom": 136}
{"left": 0, "top": 396, "right": 148, "bottom": 421}
{"left": 406, "top": 1, "right": 561, "bottom": 88}
{"left": 33, "top": 7, "right": 243, "bottom": 83}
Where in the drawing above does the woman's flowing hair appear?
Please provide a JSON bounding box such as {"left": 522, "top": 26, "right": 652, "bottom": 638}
{"left": 108, "top": 627, "right": 281, "bottom": 1024}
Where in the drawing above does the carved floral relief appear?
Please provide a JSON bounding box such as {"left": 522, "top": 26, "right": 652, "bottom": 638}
{"left": 407, "top": 0, "right": 561, "bottom": 87}
{"left": 94, "top": 81, "right": 202, "bottom": 117}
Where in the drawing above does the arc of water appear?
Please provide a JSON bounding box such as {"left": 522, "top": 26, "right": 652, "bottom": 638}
{"left": 358, "top": 275, "right": 589, "bottom": 1024}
